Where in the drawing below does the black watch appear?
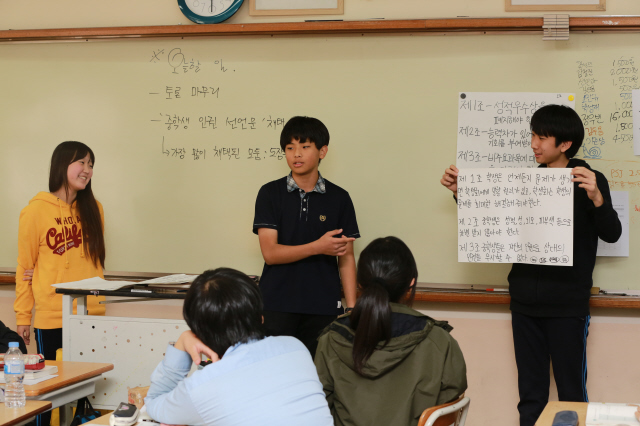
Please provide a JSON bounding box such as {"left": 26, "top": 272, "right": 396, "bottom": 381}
{"left": 345, "top": 307, "right": 354, "bottom": 313}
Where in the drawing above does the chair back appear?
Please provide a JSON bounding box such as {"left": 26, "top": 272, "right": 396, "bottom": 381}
{"left": 417, "top": 396, "right": 471, "bottom": 426}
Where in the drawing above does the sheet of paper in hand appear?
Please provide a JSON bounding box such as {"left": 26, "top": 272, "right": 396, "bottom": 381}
{"left": 457, "top": 92, "right": 575, "bottom": 169}
{"left": 457, "top": 168, "right": 573, "bottom": 266}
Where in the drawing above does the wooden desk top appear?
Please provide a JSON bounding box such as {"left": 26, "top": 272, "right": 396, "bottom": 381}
{"left": 84, "top": 413, "right": 112, "bottom": 425}
{"left": 535, "top": 401, "right": 587, "bottom": 426}
{"left": 0, "top": 400, "right": 52, "bottom": 426}
{"left": 24, "top": 360, "right": 113, "bottom": 397}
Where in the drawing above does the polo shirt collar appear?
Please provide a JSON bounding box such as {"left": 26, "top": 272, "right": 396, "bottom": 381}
{"left": 286, "top": 172, "right": 326, "bottom": 194}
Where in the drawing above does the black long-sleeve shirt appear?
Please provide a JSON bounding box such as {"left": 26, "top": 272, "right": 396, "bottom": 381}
{"left": 509, "top": 158, "right": 622, "bottom": 317}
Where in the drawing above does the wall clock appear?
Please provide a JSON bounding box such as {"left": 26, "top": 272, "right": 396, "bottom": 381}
{"left": 178, "top": 0, "right": 244, "bottom": 24}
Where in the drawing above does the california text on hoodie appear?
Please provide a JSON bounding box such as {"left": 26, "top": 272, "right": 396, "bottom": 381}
{"left": 508, "top": 158, "right": 622, "bottom": 318}
{"left": 15, "top": 192, "right": 106, "bottom": 329}
{"left": 314, "top": 303, "right": 467, "bottom": 426}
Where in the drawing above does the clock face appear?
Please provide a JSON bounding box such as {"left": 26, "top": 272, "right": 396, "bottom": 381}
{"left": 178, "top": 0, "right": 244, "bottom": 24}
{"left": 184, "top": 0, "right": 234, "bottom": 16}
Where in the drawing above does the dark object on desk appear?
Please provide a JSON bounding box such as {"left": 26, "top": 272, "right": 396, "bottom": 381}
{"left": 56, "top": 288, "right": 186, "bottom": 299}
{"left": 133, "top": 284, "right": 189, "bottom": 294}
{"left": 552, "top": 410, "right": 578, "bottom": 426}
{"left": 599, "top": 290, "right": 630, "bottom": 296}
{"left": 111, "top": 402, "right": 140, "bottom": 426}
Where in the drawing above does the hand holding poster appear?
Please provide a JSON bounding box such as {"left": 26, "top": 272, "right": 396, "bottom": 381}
{"left": 457, "top": 168, "right": 574, "bottom": 266}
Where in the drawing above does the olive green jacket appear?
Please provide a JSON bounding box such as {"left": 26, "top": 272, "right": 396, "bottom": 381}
{"left": 314, "top": 303, "right": 467, "bottom": 426}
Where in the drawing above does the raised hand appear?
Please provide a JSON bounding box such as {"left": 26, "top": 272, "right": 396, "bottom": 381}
{"left": 440, "top": 164, "right": 459, "bottom": 194}
{"left": 175, "top": 330, "right": 219, "bottom": 366}
{"left": 571, "top": 166, "right": 603, "bottom": 207}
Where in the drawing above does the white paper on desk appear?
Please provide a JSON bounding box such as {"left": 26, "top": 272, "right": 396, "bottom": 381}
{"left": 457, "top": 92, "right": 575, "bottom": 168}
{"left": 586, "top": 402, "right": 640, "bottom": 425}
{"left": 0, "top": 375, "right": 58, "bottom": 385}
{"left": 633, "top": 89, "right": 640, "bottom": 156}
{"left": 136, "top": 405, "right": 160, "bottom": 425}
{"left": 457, "top": 168, "right": 574, "bottom": 266}
{"left": 597, "top": 191, "right": 629, "bottom": 257}
{"left": 24, "top": 375, "right": 58, "bottom": 385}
{"left": 52, "top": 277, "right": 136, "bottom": 291}
{"left": 137, "top": 274, "right": 197, "bottom": 285}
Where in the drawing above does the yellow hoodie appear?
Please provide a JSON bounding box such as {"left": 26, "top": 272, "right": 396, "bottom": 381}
{"left": 15, "top": 192, "right": 106, "bottom": 329}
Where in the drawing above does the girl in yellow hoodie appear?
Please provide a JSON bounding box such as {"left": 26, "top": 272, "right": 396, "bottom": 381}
{"left": 15, "top": 141, "right": 106, "bottom": 367}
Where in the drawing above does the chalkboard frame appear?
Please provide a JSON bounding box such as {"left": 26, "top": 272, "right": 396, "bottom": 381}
{"left": 1, "top": 16, "right": 639, "bottom": 43}
{"left": 505, "top": 0, "right": 606, "bottom": 11}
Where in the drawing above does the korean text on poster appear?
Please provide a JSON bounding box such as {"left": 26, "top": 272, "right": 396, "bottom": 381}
{"left": 457, "top": 92, "right": 575, "bottom": 168}
{"left": 457, "top": 168, "right": 574, "bottom": 266}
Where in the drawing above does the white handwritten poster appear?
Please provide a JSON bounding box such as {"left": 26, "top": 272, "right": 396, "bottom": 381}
{"left": 457, "top": 168, "right": 574, "bottom": 266}
{"left": 457, "top": 92, "right": 575, "bottom": 168}
{"left": 597, "top": 191, "right": 630, "bottom": 257}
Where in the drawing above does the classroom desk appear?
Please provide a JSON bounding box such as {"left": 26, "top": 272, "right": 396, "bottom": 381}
{"left": 0, "top": 400, "right": 52, "bottom": 426}
{"left": 56, "top": 288, "right": 189, "bottom": 410}
{"left": 535, "top": 401, "right": 588, "bottom": 426}
{"left": 84, "top": 413, "right": 111, "bottom": 425}
{"left": 25, "top": 360, "right": 113, "bottom": 426}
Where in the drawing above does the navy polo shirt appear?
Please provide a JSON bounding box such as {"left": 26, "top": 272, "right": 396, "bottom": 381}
{"left": 253, "top": 173, "right": 360, "bottom": 315}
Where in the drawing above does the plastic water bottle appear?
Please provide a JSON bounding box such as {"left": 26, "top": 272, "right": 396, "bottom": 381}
{"left": 4, "top": 342, "right": 25, "bottom": 408}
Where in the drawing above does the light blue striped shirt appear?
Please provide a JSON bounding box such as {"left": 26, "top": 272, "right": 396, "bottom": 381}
{"left": 145, "top": 336, "right": 333, "bottom": 426}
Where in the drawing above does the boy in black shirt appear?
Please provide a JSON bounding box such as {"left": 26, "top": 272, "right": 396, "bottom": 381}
{"left": 441, "top": 105, "right": 621, "bottom": 426}
{"left": 253, "top": 116, "right": 360, "bottom": 358}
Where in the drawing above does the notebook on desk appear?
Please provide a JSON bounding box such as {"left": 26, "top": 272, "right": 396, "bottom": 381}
{"left": 0, "top": 365, "right": 58, "bottom": 382}
{"left": 586, "top": 402, "right": 640, "bottom": 426}
{"left": 52, "top": 274, "right": 198, "bottom": 291}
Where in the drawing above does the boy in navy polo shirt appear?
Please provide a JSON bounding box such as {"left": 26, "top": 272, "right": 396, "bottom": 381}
{"left": 253, "top": 116, "right": 360, "bottom": 358}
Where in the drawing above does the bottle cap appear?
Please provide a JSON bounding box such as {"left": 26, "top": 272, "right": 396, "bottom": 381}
{"left": 8, "top": 342, "right": 19, "bottom": 347}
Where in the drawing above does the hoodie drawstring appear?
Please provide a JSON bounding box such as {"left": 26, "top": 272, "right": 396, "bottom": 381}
{"left": 57, "top": 198, "right": 70, "bottom": 269}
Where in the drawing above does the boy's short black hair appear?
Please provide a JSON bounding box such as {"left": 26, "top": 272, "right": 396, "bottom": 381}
{"left": 530, "top": 104, "right": 584, "bottom": 159}
{"left": 280, "top": 116, "right": 330, "bottom": 151}
{"left": 183, "top": 268, "right": 265, "bottom": 357}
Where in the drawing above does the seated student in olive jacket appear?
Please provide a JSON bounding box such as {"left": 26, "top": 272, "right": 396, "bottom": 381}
{"left": 314, "top": 237, "right": 467, "bottom": 426}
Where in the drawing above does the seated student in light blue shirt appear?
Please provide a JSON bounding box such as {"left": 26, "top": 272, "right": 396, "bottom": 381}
{"left": 145, "top": 268, "right": 333, "bottom": 426}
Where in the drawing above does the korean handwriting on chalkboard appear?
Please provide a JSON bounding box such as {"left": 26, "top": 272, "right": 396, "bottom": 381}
{"left": 161, "top": 137, "right": 285, "bottom": 162}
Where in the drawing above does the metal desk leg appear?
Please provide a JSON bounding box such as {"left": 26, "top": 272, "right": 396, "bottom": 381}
{"left": 60, "top": 404, "right": 72, "bottom": 426}
{"left": 62, "top": 294, "right": 86, "bottom": 361}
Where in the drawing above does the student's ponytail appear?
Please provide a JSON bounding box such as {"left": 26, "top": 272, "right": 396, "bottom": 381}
{"left": 349, "top": 236, "right": 418, "bottom": 376}
{"left": 350, "top": 278, "right": 392, "bottom": 375}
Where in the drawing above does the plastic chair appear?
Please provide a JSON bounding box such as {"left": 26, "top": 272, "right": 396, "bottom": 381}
{"left": 417, "top": 396, "right": 471, "bottom": 426}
